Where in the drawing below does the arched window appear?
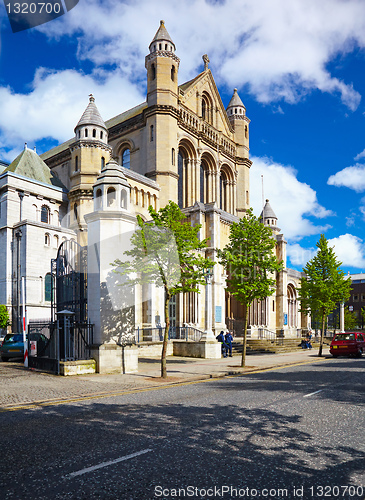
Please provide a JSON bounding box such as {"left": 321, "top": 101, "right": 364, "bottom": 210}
{"left": 107, "top": 187, "right": 116, "bottom": 207}
{"left": 93, "top": 129, "right": 96, "bottom": 138}
{"left": 151, "top": 63, "right": 156, "bottom": 80}
{"left": 121, "top": 148, "right": 130, "bottom": 169}
{"left": 287, "top": 284, "right": 297, "bottom": 328}
{"left": 178, "top": 151, "right": 184, "bottom": 209}
{"left": 200, "top": 163, "right": 205, "bottom": 203}
{"left": 44, "top": 233, "right": 50, "bottom": 246}
{"left": 171, "top": 65, "right": 175, "bottom": 81}
{"left": 101, "top": 157, "right": 105, "bottom": 169}
{"left": 220, "top": 170, "right": 228, "bottom": 211}
{"left": 200, "top": 159, "right": 210, "bottom": 204}
{"left": 53, "top": 235, "right": 59, "bottom": 248}
{"left": 44, "top": 273, "right": 52, "bottom": 302}
{"left": 202, "top": 93, "right": 213, "bottom": 123}
{"left": 134, "top": 187, "right": 139, "bottom": 205}
{"left": 85, "top": 128, "right": 88, "bottom": 138}
{"left": 41, "top": 205, "right": 50, "bottom": 224}
{"left": 100, "top": 131, "right": 103, "bottom": 140}
{"left": 75, "top": 156, "right": 79, "bottom": 172}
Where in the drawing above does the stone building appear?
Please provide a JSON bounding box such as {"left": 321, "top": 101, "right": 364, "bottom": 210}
{"left": 0, "top": 21, "right": 305, "bottom": 343}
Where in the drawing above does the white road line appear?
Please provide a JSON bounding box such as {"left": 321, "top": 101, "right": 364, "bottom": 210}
{"left": 68, "top": 448, "right": 153, "bottom": 478}
{"left": 303, "top": 389, "right": 323, "bottom": 398}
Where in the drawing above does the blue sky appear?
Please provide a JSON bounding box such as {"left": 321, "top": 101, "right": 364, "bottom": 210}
{"left": 1, "top": 0, "right": 365, "bottom": 273}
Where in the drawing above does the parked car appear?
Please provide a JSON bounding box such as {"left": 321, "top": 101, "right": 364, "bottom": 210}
{"left": 330, "top": 332, "right": 365, "bottom": 358}
{"left": 0, "top": 333, "right": 47, "bottom": 362}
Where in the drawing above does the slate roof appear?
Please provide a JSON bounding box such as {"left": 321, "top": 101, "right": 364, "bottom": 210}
{"left": 150, "top": 20, "right": 175, "bottom": 49}
{"left": 260, "top": 199, "right": 277, "bottom": 220}
{"left": 76, "top": 94, "right": 107, "bottom": 130}
{"left": 227, "top": 88, "right": 245, "bottom": 109}
{"left": 4, "top": 147, "right": 66, "bottom": 188}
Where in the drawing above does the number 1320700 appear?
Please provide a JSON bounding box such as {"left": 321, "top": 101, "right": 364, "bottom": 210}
{"left": 6, "top": 3, "right": 62, "bottom": 14}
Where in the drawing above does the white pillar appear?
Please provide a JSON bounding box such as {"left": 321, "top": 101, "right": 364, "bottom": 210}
{"left": 340, "top": 302, "right": 345, "bottom": 332}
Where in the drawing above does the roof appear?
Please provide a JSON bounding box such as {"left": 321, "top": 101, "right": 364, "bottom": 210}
{"left": 75, "top": 94, "right": 107, "bottom": 130}
{"left": 150, "top": 20, "right": 175, "bottom": 49}
{"left": 260, "top": 199, "right": 277, "bottom": 220}
{"left": 227, "top": 88, "right": 245, "bottom": 109}
{"left": 4, "top": 147, "right": 66, "bottom": 188}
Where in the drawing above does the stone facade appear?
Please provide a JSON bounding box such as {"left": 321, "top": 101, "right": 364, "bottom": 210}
{"left": 0, "top": 21, "right": 305, "bottom": 344}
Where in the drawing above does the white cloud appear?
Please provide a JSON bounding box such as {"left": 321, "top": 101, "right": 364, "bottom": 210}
{"left": 287, "top": 243, "right": 316, "bottom": 268}
{"left": 287, "top": 234, "right": 365, "bottom": 269}
{"left": 327, "top": 164, "right": 365, "bottom": 192}
{"left": 35, "top": 0, "right": 365, "bottom": 109}
{"left": 328, "top": 234, "right": 365, "bottom": 268}
{"left": 250, "top": 156, "right": 333, "bottom": 241}
{"left": 354, "top": 148, "right": 365, "bottom": 161}
{"left": 0, "top": 68, "right": 144, "bottom": 159}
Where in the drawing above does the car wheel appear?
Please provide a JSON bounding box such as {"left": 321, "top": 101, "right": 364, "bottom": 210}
{"left": 1, "top": 356, "right": 9, "bottom": 362}
{"left": 356, "top": 348, "right": 363, "bottom": 358}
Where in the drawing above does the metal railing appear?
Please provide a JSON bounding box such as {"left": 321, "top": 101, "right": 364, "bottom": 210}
{"left": 135, "top": 326, "right": 205, "bottom": 343}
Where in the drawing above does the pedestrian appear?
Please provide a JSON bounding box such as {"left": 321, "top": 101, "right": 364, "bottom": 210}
{"left": 216, "top": 330, "right": 228, "bottom": 358}
{"left": 225, "top": 331, "right": 233, "bottom": 357}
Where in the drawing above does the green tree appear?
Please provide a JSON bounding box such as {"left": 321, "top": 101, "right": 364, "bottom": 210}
{"left": 344, "top": 308, "right": 357, "bottom": 331}
{"left": 0, "top": 305, "right": 10, "bottom": 330}
{"left": 298, "top": 234, "right": 351, "bottom": 356}
{"left": 112, "top": 201, "right": 213, "bottom": 378}
{"left": 218, "top": 208, "right": 283, "bottom": 367}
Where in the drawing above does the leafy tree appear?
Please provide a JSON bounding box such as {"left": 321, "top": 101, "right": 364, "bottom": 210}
{"left": 298, "top": 234, "right": 351, "bottom": 356}
{"left": 218, "top": 208, "right": 283, "bottom": 367}
{"left": 0, "top": 305, "right": 10, "bottom": 330}
{"left": 361, "top": 307, "right": 365, "bottom": 329}
{"left": 112, "top": 201, "right": 213, "bottom": 378}
{"left": 344, "top": 308, "right": 357, "bottom": 331}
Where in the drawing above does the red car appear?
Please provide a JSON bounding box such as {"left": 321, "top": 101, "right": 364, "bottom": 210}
{"left": 330, "top": 332, "right": 365, "bottom": 358}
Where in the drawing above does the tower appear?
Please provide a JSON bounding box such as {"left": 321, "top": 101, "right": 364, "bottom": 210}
{"left": 85, "top": 157, "right": 138, "bottom": 373}
{"left": 68, "top": 94, "right": 111, "bottom": 245}
{"left": 144, "top": 21, "right": 180, "bottom": 204}
{"left": 227, "top": 89, "right": 251, "bottom": 216}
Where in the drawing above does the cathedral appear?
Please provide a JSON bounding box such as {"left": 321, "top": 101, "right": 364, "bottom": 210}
{"left": 0, "top": 21, "right": 306, "bottom": 351}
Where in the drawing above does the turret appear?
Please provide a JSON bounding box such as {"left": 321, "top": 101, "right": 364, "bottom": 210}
{"left": 68, "top": 94, "right": 111, "bottom": 245}
{"left": 260, "top": 199, "right": 281, "bottom": 235}
{"left": 145, "top": 20, "right": 180, "bottom": 106}
{"left": 226, "top": 88, "right": 250, "bottom": 152}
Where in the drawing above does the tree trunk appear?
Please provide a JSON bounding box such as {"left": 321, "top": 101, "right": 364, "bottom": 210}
{"left": 318, "top": 312, "right": 326, "bottom": 357}
{"left": 161, "top": 294, "right": 170, "bottom": 378}
{"left": 241, "top": 303, "right": 248, "bottom": 368}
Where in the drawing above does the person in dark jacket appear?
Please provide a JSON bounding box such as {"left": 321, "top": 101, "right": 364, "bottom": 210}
{"left": 216, "top": 331, "right": 228, "bottom": 358}
{"left": 225, "top": 331, "right": 233, "bottom": 357}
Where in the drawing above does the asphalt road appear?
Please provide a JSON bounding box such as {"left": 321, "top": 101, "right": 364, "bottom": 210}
{"left": 1, "top": 357, "right": 364, "bottom": 500}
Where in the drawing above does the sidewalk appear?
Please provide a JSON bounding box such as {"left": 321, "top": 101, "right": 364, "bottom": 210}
{"left": 0, "top": 347, "right": 330, "bottom": 409}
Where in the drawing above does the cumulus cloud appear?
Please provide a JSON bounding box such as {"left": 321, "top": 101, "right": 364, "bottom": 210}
{"left": 287, "top": 234, "right": 365, "bottom": 269}
{"left": 328, "top": 234, "right": 365, "bottom": 268}
{"left": 35, "top": 0, "right": 365, "bottom": 109}
{"left": 327, "top": 164, "right": 365, "bottom": 192}
{"left": 0, "top": 68, "right": 144, "bottom": 160}
{"left": 250, "top": 156, "right": 333, "bottom": 241}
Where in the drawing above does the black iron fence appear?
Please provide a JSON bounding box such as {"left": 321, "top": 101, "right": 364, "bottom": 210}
{"left": 28, "top": 320, "right": 94, "bottom": 373}
{"left": 135, "top": 326, "right": 204, "bottom": 343}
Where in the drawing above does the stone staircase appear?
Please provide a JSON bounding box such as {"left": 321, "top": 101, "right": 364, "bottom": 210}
{"left": 231, "top": 337, "right": 331, "bottom": 355}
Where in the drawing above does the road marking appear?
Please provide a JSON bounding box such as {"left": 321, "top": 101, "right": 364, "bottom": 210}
{"left": 67, "top": 448, "right": 152, "bottom": 478}
{"left": 303, "top": 389, "right": 323, "bottom": 398}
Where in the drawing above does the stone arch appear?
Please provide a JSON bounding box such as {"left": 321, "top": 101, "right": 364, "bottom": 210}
{"left": 177, "top": 138, "right": 197, "bottom": 209}
{"left": 201, "top": 91, "right": 214, "bottom": 124}
{"left": 200, "top": 151, "right": 217, "bottom": 204}
{"left": 219, "top": 163, "right": 235, "bottom": 213}
{"left": 116, "top": 139, "right": 135, "bottom": 169}
{"left": 287, "top": 283, "right": 298, "bottom": 328}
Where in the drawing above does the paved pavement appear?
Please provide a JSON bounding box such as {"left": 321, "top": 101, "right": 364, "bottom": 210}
{"left": 0, "top": 346, "right": 331, "bottom": 409}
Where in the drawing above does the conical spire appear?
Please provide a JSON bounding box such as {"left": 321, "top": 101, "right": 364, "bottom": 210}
{"left": 149, "top": 20, "right": 176, "bottom": 52}
{"left": 226, "top": 88, "right": 246, "bottom": 118}
{"left": 260, "top": 199, "right": 280, "bottom": 232}
{"left": 75, "top": 94, "right": 106, "bottom": 131}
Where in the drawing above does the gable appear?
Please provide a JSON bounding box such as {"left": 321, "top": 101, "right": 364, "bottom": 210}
{"left": 179, "top": 70, "right": 234, "bottom": 138}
